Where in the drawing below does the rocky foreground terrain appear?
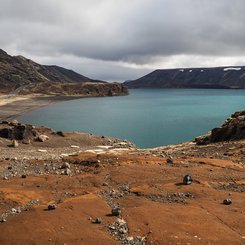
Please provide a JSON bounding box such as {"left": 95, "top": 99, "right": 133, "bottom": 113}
{"left": 0, "top": 112, "right": 244, "bottom": 245}
{"left": 125, "top": 66, "right": 245, "bottom": 89}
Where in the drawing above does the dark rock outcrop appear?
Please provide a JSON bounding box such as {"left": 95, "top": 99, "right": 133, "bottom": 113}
{"left": 125, "top": 67, "right": 245, "bottom": 89}
{"left": 0, "top": 121, "right": 37, "bottom": 141}
{"left": 195, "top": 110, "right": 245, "bottom": 144}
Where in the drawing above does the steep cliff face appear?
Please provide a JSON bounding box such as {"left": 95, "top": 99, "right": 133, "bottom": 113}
{"left": 125, "top": 67, "right": 245, "bottom": 89}
{"left": 0, "top": 49, "right": 128, "bottom": 96}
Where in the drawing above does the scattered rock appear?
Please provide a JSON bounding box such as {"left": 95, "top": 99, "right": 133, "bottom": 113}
{"left": 127, "top": 236, "right": 134, "bottom": 242}
{"left": 92, "top": 217, "right": 102, "bottom": 224}
{"left": 108, "top": 218, "right": 146, "bottom": 244}
{"left": 183, "top": 174, "right": 192, "bottom": 185}
{"left": 21, "top": 174, "right": 27, "bottom": 178}
{"left": 1, "top": 120, "right": 9, "bottom": 124}
{"left": 223, "top": 199, "right": 232, "bottom": 205}
{"left": 13, "top": 140, "right": 19, "bottom": 148}
{"left": 61, "top": 162, "right": 70, "bottom": 169}
{"left": 166, "top": 155, "right": 174, "bottom": 164}
{"left": 56, "top": 131, "right": 65, "bottom": 137}
{"left": 38, "top": 135, "right": 49, "bottom": 142}
{"left": 62, "top": 168, "right": 71, "bottom": 176}
{"left": 37, "top": 149, "right": 47, "bottom": 153}
{"left": 213, "top": 183, "right": 245, "bottom": 193}
{"left": 48, "top": 204, "right": 57, "bottom": 210}
{"left": 111, "top": 207, "right": 121, "bottom": 216}
{"left": 22, "top": 139, "right": 31, "bottom": 144}
{"left": 10, "top": 120, "right": 19, "bottom": 125}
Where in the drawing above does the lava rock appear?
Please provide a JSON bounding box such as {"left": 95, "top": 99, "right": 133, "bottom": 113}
{"left": 223, "top": 199, "right": 232, "bottom": 205}
{"left": 183, "top": 175, "right": 193, "bottom": 185}
{"left": 48, "top": 204, "right": 57, "bottom": 210}
{"left": 111, "top": 207, "right": 121, "bottom": 216}
{"left": 92, "top": 217, "right": 102, "bottom": 224}
{"left": 0, "top": 123, "right": 36, "bottom": 140}
{"left": 56, "top": 131, "right": 65, "bottom": 137}
{"left": 166, "top": 157, "right": 174, "bottom": 164}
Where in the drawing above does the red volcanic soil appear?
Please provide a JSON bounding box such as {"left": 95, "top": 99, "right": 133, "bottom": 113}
{"left": 0, "top": 148, "right": 244, "bottom": 245}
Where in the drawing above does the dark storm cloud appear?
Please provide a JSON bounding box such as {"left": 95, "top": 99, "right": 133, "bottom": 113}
{"left": 0, "top": 0, "right": 245, "bottom": 81}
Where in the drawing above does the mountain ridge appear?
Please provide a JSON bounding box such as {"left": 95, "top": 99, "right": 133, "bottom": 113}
{"left": 0, "top": 49, "right": 128, "bottom": 96}
{"left": 125, "top": 66, "right": 245, "bottom": 89}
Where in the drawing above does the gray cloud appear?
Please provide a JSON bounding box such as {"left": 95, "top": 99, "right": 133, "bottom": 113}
{"left": 0, "top": 0, "right": 245, "bottom": 81}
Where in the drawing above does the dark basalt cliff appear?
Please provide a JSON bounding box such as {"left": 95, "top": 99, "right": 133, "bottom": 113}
{"left": 125, "top": 67, "right": 245, "bottom": 89}
{"left": 0, "top": 49, "right": 128, "bottom": 96}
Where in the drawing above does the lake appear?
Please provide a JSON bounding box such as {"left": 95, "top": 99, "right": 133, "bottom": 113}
{"left": 18, "top": 89, "right": 245, "bottom": 148}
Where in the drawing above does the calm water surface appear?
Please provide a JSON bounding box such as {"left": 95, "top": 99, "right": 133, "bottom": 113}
{"left": 18, "top": 89, "right": 245, "bottom": 148}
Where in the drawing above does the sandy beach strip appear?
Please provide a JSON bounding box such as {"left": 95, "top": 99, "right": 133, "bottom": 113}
{"left": 0, "top": 94, "right": 85, "bottom": 121}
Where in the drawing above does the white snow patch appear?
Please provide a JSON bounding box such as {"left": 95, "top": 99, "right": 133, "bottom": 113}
{"left": 223, "top": 67, "right": 241, "bottom": 71}
{"left": 200, "top": 70, "right": 204, "bottom": 72}
{"left": 189, "top": 70, "right": 192, "bottom": 72}
{"left": 179, "top": 69, "right": 184, "bottom": 72}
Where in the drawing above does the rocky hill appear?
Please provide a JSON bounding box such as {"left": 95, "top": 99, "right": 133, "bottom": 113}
{"left": 125, "top": 66, "right": 245, "bottom": 89}
{"left": 0, "top": 49, "right": 128, "bottom": 96}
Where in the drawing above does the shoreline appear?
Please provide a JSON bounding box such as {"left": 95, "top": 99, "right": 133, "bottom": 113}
{"left": 0, "top": 94, "right": 100, "bottom": 121}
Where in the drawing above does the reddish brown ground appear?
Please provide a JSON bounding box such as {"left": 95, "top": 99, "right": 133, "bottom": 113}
{"left": 0, "top": 147, "right": 244, "bottom": 245}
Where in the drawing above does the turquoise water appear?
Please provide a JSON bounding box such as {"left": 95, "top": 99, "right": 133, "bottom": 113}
{"left": 18, "top": 89, "right": 245, "bottom": 148}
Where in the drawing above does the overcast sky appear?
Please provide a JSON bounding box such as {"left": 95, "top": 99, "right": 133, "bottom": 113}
{"left": 1, "top": 0, "right": 245, "bottom": 81}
